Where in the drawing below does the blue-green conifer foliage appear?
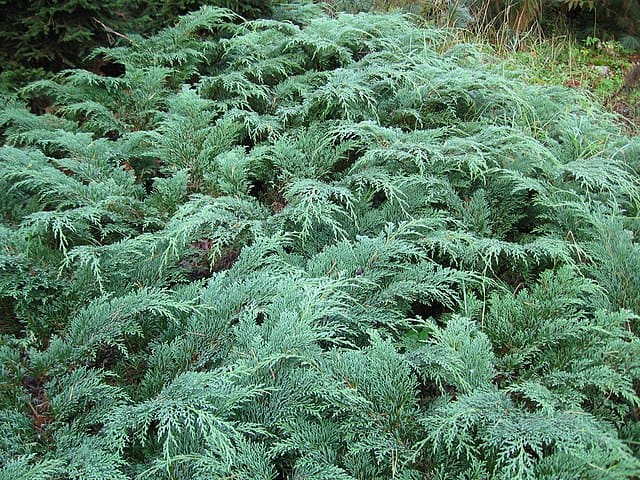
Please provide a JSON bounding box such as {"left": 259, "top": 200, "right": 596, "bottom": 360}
{"left": 1, "top": 4, "right": 640, "bottom": 479}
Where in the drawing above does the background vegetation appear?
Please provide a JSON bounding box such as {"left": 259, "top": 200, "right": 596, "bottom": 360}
{"left": 1, "top": 1, "right": 640, "bottom": 479}
{"left": 0, "top": 0, "right": 274, "bottom": 86}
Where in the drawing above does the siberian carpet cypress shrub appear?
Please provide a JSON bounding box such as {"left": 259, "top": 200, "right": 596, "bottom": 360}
{"left": 1, "top": 4, "right": 640, "bottom": 479}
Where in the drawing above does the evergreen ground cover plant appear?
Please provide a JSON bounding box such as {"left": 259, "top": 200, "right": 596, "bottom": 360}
{"left": 2, "top": 3, "right": 640, "bottom": 478}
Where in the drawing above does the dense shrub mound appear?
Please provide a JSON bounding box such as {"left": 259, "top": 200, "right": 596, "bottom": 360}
{"left": 2, "top": 5, "right": 640, "bottom": 479}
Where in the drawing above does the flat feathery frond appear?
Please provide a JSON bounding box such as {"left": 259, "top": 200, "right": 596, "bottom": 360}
{"left": 1, "top": 4, "right": 640, "bottom": 479}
